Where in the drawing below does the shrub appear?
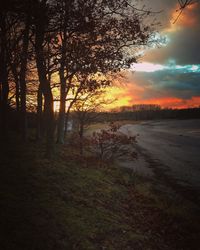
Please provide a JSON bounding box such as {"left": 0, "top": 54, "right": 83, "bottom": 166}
{"left": 86, "top": 123, "right": 137, "bottom": 166}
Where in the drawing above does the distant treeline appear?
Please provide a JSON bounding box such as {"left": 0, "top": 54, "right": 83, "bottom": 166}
{"left": 6, "top": 107, "right": 200, "bottom": 135}
{"left": 95, "top": 108, "right": 200, "bottom": 122}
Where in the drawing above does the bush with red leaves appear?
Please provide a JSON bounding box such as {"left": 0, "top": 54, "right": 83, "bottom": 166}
{"left": 86, "top": 123, "right": 137, "bottom": 165}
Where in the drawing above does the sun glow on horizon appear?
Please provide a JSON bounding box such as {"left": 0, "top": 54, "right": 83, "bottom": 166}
{"left": 101, "top": 84, "right": 200, "bottom": 111}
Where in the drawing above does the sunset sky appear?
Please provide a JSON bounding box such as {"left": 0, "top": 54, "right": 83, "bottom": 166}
{"left": 108, "top": 0, "right": 200, "bottom": 110}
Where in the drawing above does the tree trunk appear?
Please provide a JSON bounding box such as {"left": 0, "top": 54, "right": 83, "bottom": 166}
{"left": 43, "top": 95, "right": 54, "bottom": 157}
{"left": 0, "top": 13, "right": 9, "bottom": 139}
{"left": 57, "top": 25, "right": 67, "bottom": 144}
{"left": 19, "top": 15, "right": 30, "bottom": 141}
{"left": 15, "top": 80, "right": 20, "bottom": 112}
{"left": 35, "top": 50, "right": 55, "bottom": 157}
{"left": 64, "top": 101, "right": 74, "bottom": 138}
{"left": 8, "top": 52, "right": 20, "bottom": 131}
{"left": 57, "top": 72, "right": 66, "bottom": 144}
{"left": 64, "top": 107, "right": 70, "bottom": 138}
{"left": 79, "top": 123, "right": 84, "bottom": 155}
{"left": 35, "top": 1, "right": 55, "bottom": 156}
{"left": 36, "top": 84, "right": 43, "bottom": 140}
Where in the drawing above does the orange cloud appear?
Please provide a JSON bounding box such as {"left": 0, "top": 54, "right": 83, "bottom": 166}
{"left": 104, "top": 84, "right": 200, "bottom": 110}
{"left": 132, "top": 96, "right": 200, "bottom": 109}
{"left": 104, "top": 81, "right": 146, "bottom": 110}
{"left": 183, "top": 96, "right": 200, "bottom": 109}
{"left": 170, "top": 2, "right": 199, "bottom": 29}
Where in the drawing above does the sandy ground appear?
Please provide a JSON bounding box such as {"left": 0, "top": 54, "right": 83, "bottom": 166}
{"left": 117, "top": 119, "right": 200, "bottom": 204}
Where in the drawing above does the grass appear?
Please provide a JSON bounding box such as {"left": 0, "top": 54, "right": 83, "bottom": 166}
{"left": 86, "top": 120, "right": 139, "bottom": 135}
{"left": 0, "top": 134, "right": 199, "bottom": 250}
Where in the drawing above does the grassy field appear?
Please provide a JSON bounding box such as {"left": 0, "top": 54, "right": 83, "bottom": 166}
{"left": 0, "top": 134, "right": 199, "bottom": 250}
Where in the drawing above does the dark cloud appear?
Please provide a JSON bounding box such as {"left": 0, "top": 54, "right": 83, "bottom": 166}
{"left": 145, "top": 26, "right": 200, "bottom": 65}
{"left": 132, "top": 70, "right": 200, "bottom": 100}
{"left": 144, "top": 2, "right": 200, "bottom": 65}
{"left": 128, "top": 0, "right": 200, "bottom": 105}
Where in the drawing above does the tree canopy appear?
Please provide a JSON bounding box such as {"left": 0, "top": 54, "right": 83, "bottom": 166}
{"left": 0, "top": 0, "right": 153, "bottom": 154}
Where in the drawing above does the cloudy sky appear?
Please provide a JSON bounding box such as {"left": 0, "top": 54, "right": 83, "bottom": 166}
{"left": 109, "top": 0, "right": 200, "bottom": 109}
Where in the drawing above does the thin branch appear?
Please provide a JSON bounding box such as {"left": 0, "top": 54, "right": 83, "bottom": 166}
{"left": 173, "top": 0, "right": 198, "bottom": 23}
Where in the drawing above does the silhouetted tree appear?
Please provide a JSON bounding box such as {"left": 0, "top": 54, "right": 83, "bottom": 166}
{"left": 55, "top": 0, "right": 151, "bottom": 144}
{"left": 1, "top": 0, "right": 154, "bottom": 156}
{"left": 73, "top": 89, "right": 113, "bottom": 154}
{"left": 0, "top": 8, "right": 9, "bottom": 139}
{"left": 34, "top": 0, "right": 56, "bottom": 156}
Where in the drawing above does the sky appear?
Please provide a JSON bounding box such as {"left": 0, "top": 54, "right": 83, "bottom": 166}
{"left": 107, "top": 0, "right": 200, "bottom": 110}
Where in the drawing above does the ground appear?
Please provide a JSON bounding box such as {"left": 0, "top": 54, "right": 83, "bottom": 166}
{"left": 0, "top": 131, "right": 199, "bottom": 250}
{"left": 118, "top": 119, "right": 200, "bottom": 206}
